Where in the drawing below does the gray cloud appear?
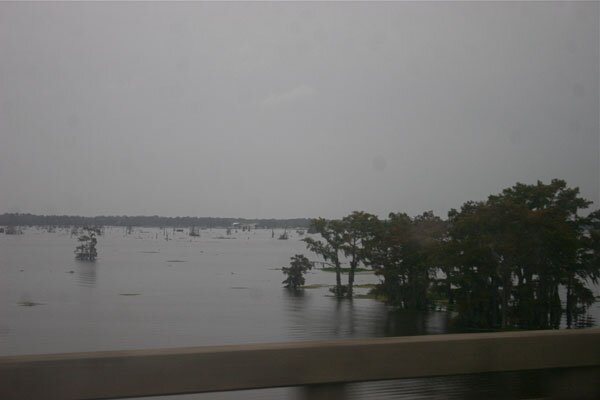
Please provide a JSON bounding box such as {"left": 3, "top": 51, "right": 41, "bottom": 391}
{"left": 261, "top": 85, "right": 317, "bottom": 107}
{"left": 0, "top": 2, "right": 597, "bottom": 218}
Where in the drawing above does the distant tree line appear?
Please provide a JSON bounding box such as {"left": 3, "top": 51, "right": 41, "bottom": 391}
{"left": 300, "top": 180, "right": 600, "bottom": 330}
{"left": 0, "top": 214, "right": 311, "bottom": 229}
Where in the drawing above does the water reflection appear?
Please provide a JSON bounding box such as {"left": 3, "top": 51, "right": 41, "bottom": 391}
{"left": 374, "top": 310, "right": 454, "bottom": 337}
{"left": 283, "top": 289, "right": 313, "bottom": 340}
{"left": 375, "top": 310, "right": 426, "bottom": 337}
{"left": 76, "top": 260, "right": 97, "bottom": 287}
{"left": 282, "top": 288, "right": 306, "bottom": 306}
{"left": 283, "top": 288, "right": 456, "bottom": 341}
{"left": 348, "top": 369, "right": 576, "bottom": 400}
{"left": 331, "top": 298, "right": 356, "bottom": 336}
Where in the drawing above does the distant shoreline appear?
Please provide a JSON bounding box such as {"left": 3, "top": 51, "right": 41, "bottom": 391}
{"left": 0, "top": 213, "right": 311, "bottom": 229}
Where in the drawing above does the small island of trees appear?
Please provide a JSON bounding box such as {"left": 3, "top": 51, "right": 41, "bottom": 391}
{"left": 282, "top": 254, "right": 313, "bottom": 289}
{"left": 75, "top": 227, "right": 101, "bottom": 261}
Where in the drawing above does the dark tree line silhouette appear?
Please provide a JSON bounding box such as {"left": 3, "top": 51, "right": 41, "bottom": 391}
{"left": 301, "top": 180, "right": 600, "bottom": 330}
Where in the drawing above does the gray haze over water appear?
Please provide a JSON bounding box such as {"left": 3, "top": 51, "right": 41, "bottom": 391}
{"left": 0, "top": 2, "right": 598, "bottom": 218}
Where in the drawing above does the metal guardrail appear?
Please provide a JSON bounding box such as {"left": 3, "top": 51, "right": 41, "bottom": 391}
{"left": 1, "top": 329, "right": 599, "bottom": 400}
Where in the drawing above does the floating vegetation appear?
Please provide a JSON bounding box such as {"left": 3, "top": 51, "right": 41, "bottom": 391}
{"left": 354, "top": 293, "right": 386, "bottom": 301}
{"left": 119, "top": 293, "right": 140, "bottom": 296}
{"left": 19, "top": 301, "right": 44, "bottom": 307}
{"left": 213, "top": 236, "right": 235, "bottom": 240}
{"left": 166, "top": 260, "right": 186, "bottom": 263}
{"left": 353, "top": 283, "right": 377, "bottom": 289}
{"left": 302, "top": 284, "right": 329, "bottom": 289}
{"left": 321, "top": 267, "right": 371, "bottom": 273}
{"left": 141, "top": 251, "right": 160, "bottom": 254}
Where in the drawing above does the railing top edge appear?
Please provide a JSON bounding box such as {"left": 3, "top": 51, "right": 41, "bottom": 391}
{"left": 2, "top": 328, "right": 599, "bottom": 363}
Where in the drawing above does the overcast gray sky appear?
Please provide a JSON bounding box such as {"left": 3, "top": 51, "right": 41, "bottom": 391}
{"left": 0, "top": 2, "right": 598, "bottom": 219}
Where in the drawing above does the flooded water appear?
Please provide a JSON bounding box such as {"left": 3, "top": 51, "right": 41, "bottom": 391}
{"left": 0, "top": 227, "right": 452, "bottom": 355}
{"left": 1, "top": 227, "right": 597, "bottom": 399}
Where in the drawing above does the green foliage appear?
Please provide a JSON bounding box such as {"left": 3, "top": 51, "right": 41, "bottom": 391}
{"left": 364, "top": 211, "right": 446, "bottom": 310}
{"left": 303, "top": 214, "right": 379, "bottom": 298}
{"left": 444, "top": 179, "right": 596, "bottom": 329}
{"left": 296, "top": 179, "right": 600, "bottom": 330}
{"left": 303, "top": 218, "right": 346, "bottom": 297}
{"left": 341, "top": 212, "right": 380, "bottom": 297}
{"left": 282, "top": 254, "right": 312, "bottom": 289}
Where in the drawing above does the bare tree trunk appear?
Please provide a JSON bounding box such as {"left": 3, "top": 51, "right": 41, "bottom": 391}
{"left": 348, "top": 254, "right": 357, "bottom": 299}
{"left": 333, "top": 253, "right": 343, "bottom": 298}
{"left": 566, "top": 276, "right": 573, "bottom": 329}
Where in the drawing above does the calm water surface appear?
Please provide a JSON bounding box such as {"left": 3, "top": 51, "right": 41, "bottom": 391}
{"left": 0, "top": 227, "right": 453, "bottom": 355}
{"left": 1, "top": 227, "right": 597, "bottom": 399}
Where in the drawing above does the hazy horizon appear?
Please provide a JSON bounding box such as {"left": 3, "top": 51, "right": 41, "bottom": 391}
{"left": 0, "top": 211, "right": 314, "bottom": 220}
{"left": 1, "top": 2, "right": 598, "bottom": 219}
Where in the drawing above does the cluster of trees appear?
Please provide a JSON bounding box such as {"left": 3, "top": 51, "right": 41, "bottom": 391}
{"left": 0, "top": 214, "right": 311, "bottom": 229}
{"left": 297, "top": 180, "right": 600, "bottom": 330}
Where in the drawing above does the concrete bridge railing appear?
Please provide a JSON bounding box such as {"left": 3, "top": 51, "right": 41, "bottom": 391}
{"left": 1, "top": 328, "right": 599, "bottom": 399}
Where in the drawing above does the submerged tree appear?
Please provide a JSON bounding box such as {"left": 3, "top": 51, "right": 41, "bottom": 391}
{"left": 303, "top": 214, "right": 379, "bottom": 298}
{"left": 365, "top": 211, "right": 445, "bottom": 310}
{"left": 575, "top": 209, "right": 600, "bottom": 327}
{"left": 282, "top": 254, "right": 312, "bottom": 289}
{"left": 75, "top": 227, "right": 100, "bottom": 261}
{"left": 444, "top": 179, "right": 597, "bottom": 329}
{"left": 303, "top": 218, "right": 347, "bottom": 297}
{"left": 341, "top": 211, "right": 379, "bottom": 298}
